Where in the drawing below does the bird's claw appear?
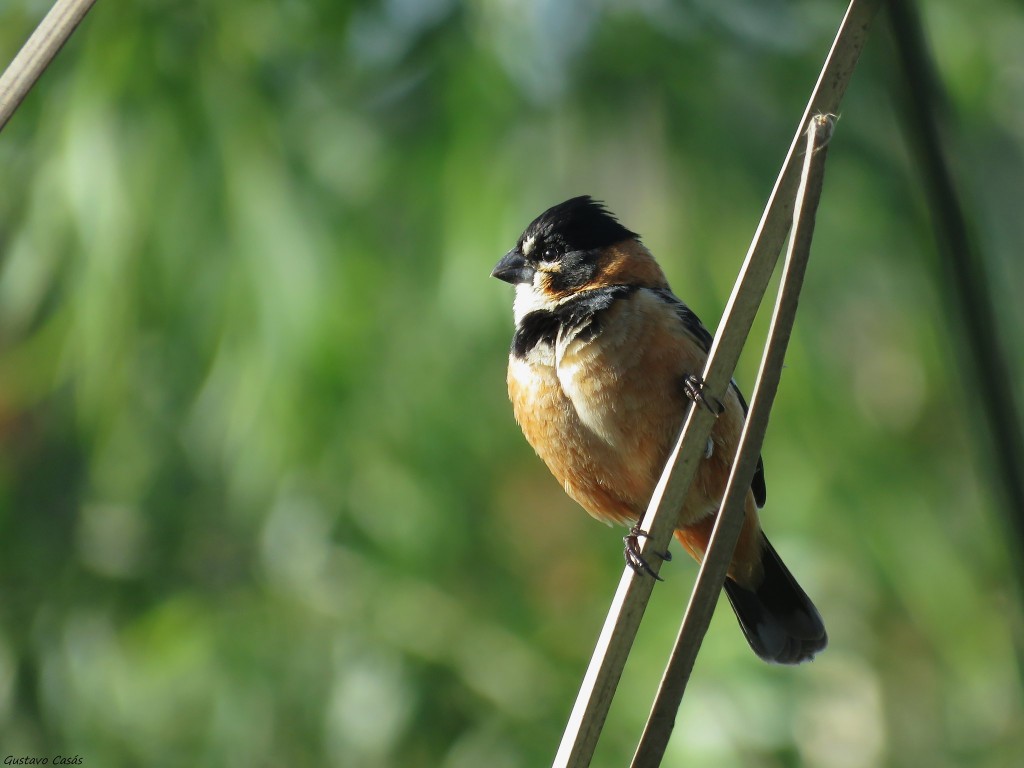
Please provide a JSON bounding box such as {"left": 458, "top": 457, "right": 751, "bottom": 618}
{"left": 684, "top": 374, "right": 724, "bottom": 416}
{"left": 623, "top": 523, "right": 672, "bottom": 581}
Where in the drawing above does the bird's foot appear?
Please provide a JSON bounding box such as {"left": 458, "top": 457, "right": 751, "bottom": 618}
{"left": 684, "top": 374, "right": 724, "bottom": 416}
{"left": 623, "top": 523, "right": 672, "bottom": 581}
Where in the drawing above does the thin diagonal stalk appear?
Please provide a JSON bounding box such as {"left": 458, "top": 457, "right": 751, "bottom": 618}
{"left": 0, "top": 0, "right": 98, "bottom": 133}
{"left": 552, "top": 3, "right": 881, "bottom": 766}
{"left": 631, "top": 114, "right": 835, "bottom": 768}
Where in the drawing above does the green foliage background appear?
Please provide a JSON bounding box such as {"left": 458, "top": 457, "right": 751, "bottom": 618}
{"left": 1, "top": 1, "right": 1023, "bottom": 766}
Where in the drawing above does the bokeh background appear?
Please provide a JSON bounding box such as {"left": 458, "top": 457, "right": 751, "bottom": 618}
{"left": 1, "top": 1, "right": 1023, "bottom": 766}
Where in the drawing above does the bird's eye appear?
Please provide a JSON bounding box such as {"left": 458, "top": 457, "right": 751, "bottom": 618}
{"left": 541, "top": 247, "right": 558, "bottom": 262}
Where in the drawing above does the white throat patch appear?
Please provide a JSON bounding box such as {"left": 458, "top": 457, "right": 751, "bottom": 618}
{"left": 513, "top": 279, "right": 557, "bottom": 324}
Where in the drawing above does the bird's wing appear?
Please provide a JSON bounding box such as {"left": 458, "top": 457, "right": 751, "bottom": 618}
{"left": 652, "top": 288, "right": 767, "bottom": 507}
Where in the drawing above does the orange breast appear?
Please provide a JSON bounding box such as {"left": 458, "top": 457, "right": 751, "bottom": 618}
{"left": 508, "top": 288, "right": 748, "bottom": 531}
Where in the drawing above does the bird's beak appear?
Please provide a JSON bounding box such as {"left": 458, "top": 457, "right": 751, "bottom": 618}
{"left": 491, "top": 248, "right": 535, "bottom": 285}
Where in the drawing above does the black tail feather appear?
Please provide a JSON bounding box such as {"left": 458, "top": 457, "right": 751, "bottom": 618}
{"left": 723, "top": 535, "right": 827, "bottom": 664}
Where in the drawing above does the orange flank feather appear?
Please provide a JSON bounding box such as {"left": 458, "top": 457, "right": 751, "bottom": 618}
{"left": 673, "top": 493, "right": 766, "bottom": 589}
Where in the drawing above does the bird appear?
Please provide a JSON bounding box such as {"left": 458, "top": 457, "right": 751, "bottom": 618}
{"left": 491, "top": 195, "right": 827, "bottom": 664}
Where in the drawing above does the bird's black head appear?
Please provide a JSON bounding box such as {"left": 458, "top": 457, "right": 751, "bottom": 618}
{"left": 491, "top": 196, "right": 638, "bottom": 292}
{"left": 519, "top": 196, "right": 638, "bottom": 257}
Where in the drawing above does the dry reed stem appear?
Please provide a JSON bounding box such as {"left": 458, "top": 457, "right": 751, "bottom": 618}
{"left": 0, "top": 0, "right": 98, "bottom": 132}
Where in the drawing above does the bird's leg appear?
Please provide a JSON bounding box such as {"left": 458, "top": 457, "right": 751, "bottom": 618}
{"left": 623, "top": 523, "right": 672, "bottom": 581}
{"left": 684, "top": 373, "right": 724, "bottom": 416}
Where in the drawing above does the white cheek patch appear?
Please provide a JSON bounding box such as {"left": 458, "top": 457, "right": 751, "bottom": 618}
{"left": 513, "top": 279, "right": 557, "bottom": 324}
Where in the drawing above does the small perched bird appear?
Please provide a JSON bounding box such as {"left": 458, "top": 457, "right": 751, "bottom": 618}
{"left": 491, "top": 196, "right": 826, "bottom": 664}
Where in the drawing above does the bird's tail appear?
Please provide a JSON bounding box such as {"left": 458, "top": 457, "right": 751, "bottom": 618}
{"left": 674, "top": 510, "right": 827, "bottom": 665}
{"left": 721, "top": 534, "right": 827, "bottom": 664}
